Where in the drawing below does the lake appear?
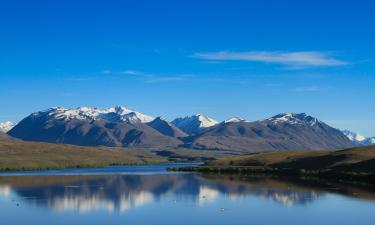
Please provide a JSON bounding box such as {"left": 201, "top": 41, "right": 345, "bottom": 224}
{"left": 0, "top": 163, "right": 374, "bottom": 225}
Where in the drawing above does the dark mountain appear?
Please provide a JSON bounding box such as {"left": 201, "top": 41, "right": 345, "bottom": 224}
{"left": 182, "top": 113, "right": 354, "bottom": 153}
{"left": 146, "top": 117, "right": 187, "bottom": 138}
{"left": 8, "top": 108, "right": 181, "bottom": 148}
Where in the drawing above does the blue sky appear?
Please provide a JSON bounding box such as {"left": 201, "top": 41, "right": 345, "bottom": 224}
{"left": 1, "top": 0, "right": 375, "bottom": 136}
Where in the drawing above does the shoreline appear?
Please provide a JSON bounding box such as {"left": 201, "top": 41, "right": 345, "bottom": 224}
{"left": 169, "top": 166, "right": 375, "bottom": 186}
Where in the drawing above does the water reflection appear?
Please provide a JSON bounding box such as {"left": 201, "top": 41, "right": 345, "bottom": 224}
{"left": 2, "top": 173, "right": 374, "bottom": 214}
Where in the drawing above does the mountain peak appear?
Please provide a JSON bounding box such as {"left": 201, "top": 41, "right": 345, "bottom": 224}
{"left": 171, "top": 114, "right": 218, "bottom": 135}
{"left": 267, "top": 113, "right": 320, "bottom": 126}
{"left": 342, "top": 130, "right": 366, "bottom": 142}
{"left": 0, "top": 121, "right": 14, "bottom": 132}
{"left": 154, "top": 116, "right": 165, "bottom": 120}
{"left": 224, "top": 116, "right": 247, "bottom": 123}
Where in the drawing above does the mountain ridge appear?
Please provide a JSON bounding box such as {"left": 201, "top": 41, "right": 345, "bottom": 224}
{"left": 7, "top": 106, "right": 356, "bottom": 152}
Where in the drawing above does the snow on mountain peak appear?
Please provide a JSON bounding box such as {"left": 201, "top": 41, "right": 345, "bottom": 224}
{"left": 367, "top": 138, "right": 375, "bottom": 145}
{"left": 171, "top": 114, "right": 218, "bottom": 134}
{"left": 32, "top": 106, "right": 154, "bottom": 123}
{"left": 0, "top": 121, "right": 14, "bottom": 132}
{"left": 267, "top": 113, "right": 320, "bottom": 126}
{"left": 342, "top": 130, "right": 375, "bottom": 146}
{"left": 224, "top": 116, "right": 247, "bottom": 123}
{"left": 194, "top": 114, "right": 218, "bottom": 128}
{"left": 342, "top": 130, "right": 366, "bottom": 142}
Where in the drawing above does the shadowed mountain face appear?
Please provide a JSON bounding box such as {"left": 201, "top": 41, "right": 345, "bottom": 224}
{"left": 183, "top": 114, "right": 354, "bottom": 153}
{"left": 146, "top": 117, "right": 187, "bottom": 138}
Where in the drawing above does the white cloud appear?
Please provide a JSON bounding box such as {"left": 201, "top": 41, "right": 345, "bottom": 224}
{"left": 122, "top": 70, "right": 143, "bottom": 75}
{"left": 192, "top": 51, "right": 348, "bottom": 68}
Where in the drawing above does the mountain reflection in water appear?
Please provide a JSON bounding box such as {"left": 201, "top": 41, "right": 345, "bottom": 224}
{"left": 0, "top": 173, "right": 365, "bottom": 214}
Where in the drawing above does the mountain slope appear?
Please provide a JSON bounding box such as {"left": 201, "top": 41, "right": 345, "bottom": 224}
{"left": 146, "top": 117, "right": 187, "bottom": 137}
{"left": 183, "top": 113, "right": 354, "bottom": 153}
{"left": 171, "top": 114, "right": 218, "bottom": 135}
{"left": 0, "top": 131, "right": 14, "bottom": 140}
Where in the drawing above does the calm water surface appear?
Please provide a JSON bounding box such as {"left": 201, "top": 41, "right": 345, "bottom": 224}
{"left": 0, "top": 164, "right": 374, "bottom": 225}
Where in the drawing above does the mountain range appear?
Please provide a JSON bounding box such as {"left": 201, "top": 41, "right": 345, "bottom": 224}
{"left": 342, "top": 130, "right": 375, "bottom": 146}
{"left": 4, "top": 106, "right": 362, "bottom": 153}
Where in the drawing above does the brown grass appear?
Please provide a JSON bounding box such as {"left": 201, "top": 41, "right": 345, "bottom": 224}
{"left": 207, "top": 146, "right": 375, "bottom": 172}
{"left": 0, "top": 140, "right": 167, "bottom": 171}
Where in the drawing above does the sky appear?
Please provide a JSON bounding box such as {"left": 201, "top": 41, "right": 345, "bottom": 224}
{"left": 0, "top": 0, "right": 375, "bottom": 136}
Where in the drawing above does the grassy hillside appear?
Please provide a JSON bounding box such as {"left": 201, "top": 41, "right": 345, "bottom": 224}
{"left": 0, "top": 140, "right": 168, "bottom": 171}
{"left": 174, "top": 146, "right": 375, "bottom": 184}
{"left": 206, "top": 146, "right": 375, "bottom": 172}
{"left": 0, "top": 140, "right": 235, "bottom": 171}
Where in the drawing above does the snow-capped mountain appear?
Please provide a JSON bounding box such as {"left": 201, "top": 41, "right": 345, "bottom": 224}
{"left": 365, "top": 137, "right": 375, "bottom": 145}
{"left": 9, "top": 107, "right": 180, "bottom": 148}
{"left": 31, "top": 106, "right": 154, "bottom": 124}
{"left": 0, "top": 121, "right": 14, "bottom": 133}
{"left": 185, "top": 112, "right": 354, "bottom": 152}
{"left": 224, "top": 116, "right": 248, "bottom": 123}
{"left": 266, "top": 113, "right": 321, "bottom": 127}
{"left": 342, "top": 130, "right": 366, "bottom": 142}
{"left": 342, "top": 130, "right": 375, "bottom": 146}
{"left": 7, "top": 107, "right": 357, "bottom": 152}
{"left": 171, "top": 114, "right": 218, "bottom": 135}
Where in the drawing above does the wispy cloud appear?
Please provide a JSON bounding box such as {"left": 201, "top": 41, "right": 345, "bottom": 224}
{"left": 142, "top": 74, "right": 193, "bottom": 83}
{"left": 64, "top": 77, "right": 94, "bottom": 81}
{"left": 101, "top": 70, "right": 112, "bottom": 75}
{"left": 122, "top": 70, "right": 143, "bottom": 75}
{"left": 192, "top": 51, "right": 348, "bottom": 68}
{"left": 292, "top": 86, "right": 322, "bottom": 92}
